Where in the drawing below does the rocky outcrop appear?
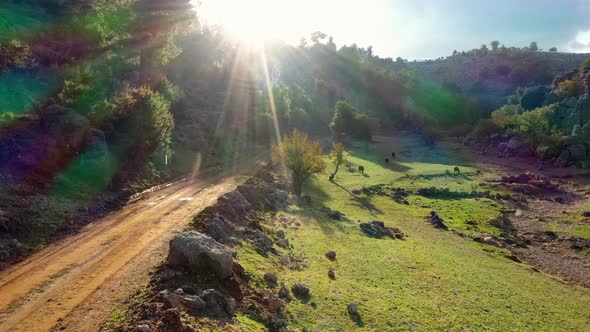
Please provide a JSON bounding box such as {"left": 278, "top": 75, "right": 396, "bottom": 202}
{"left": 167, "top": 231, "right": 234, "bottom": 279}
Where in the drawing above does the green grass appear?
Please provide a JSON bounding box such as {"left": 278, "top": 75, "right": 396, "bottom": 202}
{"left": 234, "top": 137, "right": 590, "bottom": 331}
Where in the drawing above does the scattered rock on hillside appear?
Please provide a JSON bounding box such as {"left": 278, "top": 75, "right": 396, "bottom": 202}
{"left": 251, "top": 231, "right": 276, "bottom": 256}
{"left": 359, "top": 221, "right": 404, "bottom": 239}
{"left": 278, "top": 285, "right": 291, "bottom": 300}
{"left": 263, "top": 272, "right": 278, "bottom": 285}
{"left": 199, "top": 289, "right": 237, "bottom": 317}
{"left": 134, "top": 324, "right": 152, "bottom": 332}
{"left": 325, "top": 250, "right": 337, "bottom": 261}
{"left": 328, "top": 269, "right": 336, "bottom": 280}
{"left": 291, "top": 283, "right": 310, "bottom": 300}
{"left": 167, "top": 231, "right": 234, "bottom": 279}
{"left": 321, "top": 207, "right": 343, "bottom": 220}
{"left": 159, "top": 289, "right": 206, "bottom": 312}
{"left": 428, "top": 211, "right": 448, "bottom": 230}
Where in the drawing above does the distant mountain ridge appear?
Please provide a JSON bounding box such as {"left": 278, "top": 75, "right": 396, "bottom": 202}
{"left": 408, "top": 51, "right": 590, "bottom": 111}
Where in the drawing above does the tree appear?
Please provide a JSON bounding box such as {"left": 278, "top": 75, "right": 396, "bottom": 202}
{"left": 513, "top": 107, "right": 555, "bottom": 149}
{"left": 310, "top": 31, "right": 327, "bottom": 44}
{"left": 299, "top": 37, "right": 308, "bottom": 48}
{"left": 555, "top": 79, "right": 578, "bottom": 98}
{"left": 0, "top": 40, "right": 31, "bottom": 72}
{"left": 273, "top": 130, "right": 326, "bottom": 196}
{"left": 329, "top": 143, "right": 347, "bottom": 181}
{"left": 490, "top": 40, "right": 500, "bottom": 51}
{"left": 330, "top": 101, "right": 357, "bottom": 137}
{"left": 479, "top": 44, "right": 489, "bottom": 55}
{"left": 549, "top": 47, "right": 557, "bottom": 52}
{"left": 529, "top": 41, "right": 538, "bottom": 51}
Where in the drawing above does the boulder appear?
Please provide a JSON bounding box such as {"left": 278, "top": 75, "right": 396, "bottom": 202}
{"left": 167, "top": 231, "right": 234, "bottom": 279}
{"left": 278, "top": 285, "right": 291, "bottom": 300}
{"left": 563, "top": 96, "right": 578, "bottom": 108}
{"left": 568, "top": 144, "right": 587, "bottom": 161}
{"left": 218, "top": 191, "right": 250, "bottom": 210}
{"left": 160, "top": 289, "right": 206, "bottom": 312}
{"left": 291, "top": 283, "right": 310, "bottom": 299}
{"left": 278, "top": 285, "right": 291, "bottom": 299}
{"left": 134, "top": 325, "right": 152, "bottom": 332}
{"left": 252, "top": 231, "right": 275, "bottom": 256}
{"left": 199, "top": 289, "right": 237, "bottom": 317}
{"left": 328, "top": 269, "right": 336, "bottom": 280}
{"left": 204, "top": 218, "right": 231, "bottom": 243}
{"left": 263, "top": 272, "right": 278, "bottom": 285}
{"left": 325, "top": 250, "right": 337, "bottom": 261}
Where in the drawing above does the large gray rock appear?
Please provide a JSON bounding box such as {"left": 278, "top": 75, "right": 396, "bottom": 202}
{"left": 167, "top": 231, "right": 234, "bottom": 279}
{"left": 568, "top": 144, "right": 587, "bottom": 161}
{"left": 563, "top": 96, "right": 578, "bottom": 108}
{"left": 218, "top": 191, "right": 250, "bottom": 210}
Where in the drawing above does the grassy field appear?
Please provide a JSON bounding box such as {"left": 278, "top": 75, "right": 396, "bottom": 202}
{"left": 234, "top": 136, "right": 590, "bottom": 331}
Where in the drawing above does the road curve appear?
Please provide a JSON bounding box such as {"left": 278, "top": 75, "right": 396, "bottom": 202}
{"left": 0, "top": 172, "right": 248, "bottom": 332}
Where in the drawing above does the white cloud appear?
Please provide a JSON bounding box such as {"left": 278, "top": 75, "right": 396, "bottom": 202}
{"left": 568, "top": 30, "right": 590, "bottom": 53}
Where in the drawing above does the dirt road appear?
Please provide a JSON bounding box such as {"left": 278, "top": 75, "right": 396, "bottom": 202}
{"left": 0, "top": 172, "right": 249, "bottom": 331}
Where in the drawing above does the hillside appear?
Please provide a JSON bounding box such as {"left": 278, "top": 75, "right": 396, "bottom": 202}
{"left": 1, "top": 1, "right": 590, "bottom": 331}
{"left": 112, "top": 134, "right": 590, "bottom": 331}
{"left": 409, "top": 51, "right": 590, "bottom": 111}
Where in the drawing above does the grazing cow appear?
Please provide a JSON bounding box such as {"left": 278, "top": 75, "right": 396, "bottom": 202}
{"left": 454, "top": 167, "right": 461, "bottom": 174}
{"left": 385, "top": 158, "right": 390, "bottom": 164}
{"left": 358, "top": 165, "right": 365, "bottom": 174}
{"left": 391, "top": 152, "right": 396, "bottom": 158}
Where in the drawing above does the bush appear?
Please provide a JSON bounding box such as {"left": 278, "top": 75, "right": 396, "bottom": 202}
{"left": 555, "top": 79, "right": 579, "bottom": 99}
{"left": 491, "top": 104, "right": 520, "bottom": 128}
{"left": 580, "top": 58, "right": 590, "bottom": 70}
{"left": 330, "top": 101, "right": 372, "bottom": 140}
{"left": 471, "top": 119, "right": 501, "bottom": 139}
{"left": 0, "top": 40, "right": 31, "bottom": 72}
{"left": 273, "top": 129, "right": 325, "bottom": 196}
{"left": 512, "top": 106, "right": 558, "bottom": 149}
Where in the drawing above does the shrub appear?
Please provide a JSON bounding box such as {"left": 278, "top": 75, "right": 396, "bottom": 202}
{"left": 555, "top": 79, "right": 579, "bottom": 99}
{"left": 471, "top": 119, "right": 501, "bottom": 139}
{"left": 273, "top": 129, "right": 325, "bottom": 196}
{"left": 491, "top": 104, "right": 520, "bottom": 128}
{"left": 513, "top": 106, "right": 558, "bottom": 149}
{"left": 0, "top": 40, "right": 31, "bottom": 72}
{"left": 580, "top": 58, "right": 590, "bottom": 70}
{"left": 330, "top": 101, "right": 372, "bottom": 140}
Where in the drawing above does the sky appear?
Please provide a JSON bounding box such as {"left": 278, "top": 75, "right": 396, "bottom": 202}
{"left": 195, "top": 0, "right": 590, "bottom": 60}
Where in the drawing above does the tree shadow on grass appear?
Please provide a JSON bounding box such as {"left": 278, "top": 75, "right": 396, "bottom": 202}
{"left": 302, "top": 179, "right": 348, "bottom": 236}
{"left": 331, "top": 181, "right": 383, "bottom": 215}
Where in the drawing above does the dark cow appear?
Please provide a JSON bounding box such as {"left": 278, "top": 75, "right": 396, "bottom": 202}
{"left": 385, "top": 158, "right": 390, "bottom": 164}
{"left": 391, "top": 152, "right": 396, "bottom": 158}
{"left": 358, "top": 165, "right": 365, "bottom": 174}
{"left": 454, "top": 167, "right": 461, "bottom": 174}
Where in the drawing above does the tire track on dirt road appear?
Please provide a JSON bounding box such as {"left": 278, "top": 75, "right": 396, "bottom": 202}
{"left": 0, "top": 172, "right": 249, "bottom": 332}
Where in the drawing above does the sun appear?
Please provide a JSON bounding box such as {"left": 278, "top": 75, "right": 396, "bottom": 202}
{"left": 194, "top": 0, "right": 309, "bottom": 45}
